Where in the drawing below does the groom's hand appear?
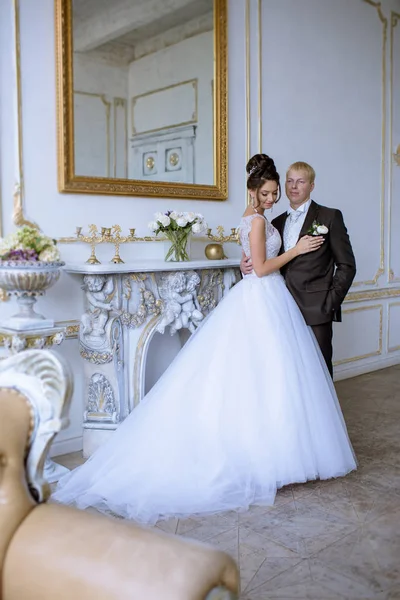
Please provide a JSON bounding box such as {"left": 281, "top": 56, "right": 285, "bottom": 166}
{"left": 240, "top": 252, "right": 253, "bottom": 275}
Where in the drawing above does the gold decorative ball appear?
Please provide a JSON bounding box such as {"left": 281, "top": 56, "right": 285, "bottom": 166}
{"left": 205, "top": 243, "right": 225, "bottom": 260}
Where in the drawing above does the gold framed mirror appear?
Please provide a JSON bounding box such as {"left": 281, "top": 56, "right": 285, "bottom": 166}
{"left": 55, "top": 0, "right": 228, "bottom": 200}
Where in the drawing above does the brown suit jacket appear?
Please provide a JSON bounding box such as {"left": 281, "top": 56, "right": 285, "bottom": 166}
{"left": 271, "top": 201, "right": 356, "bottom": 326}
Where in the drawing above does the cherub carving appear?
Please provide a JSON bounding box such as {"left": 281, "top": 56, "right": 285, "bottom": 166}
{"left": 81, "top": 275, "right": 115, "bottom": 337}
{"left": 156, "top": 271, "right": 204, "bottom": 335}
{"left": 180, "top": 272, "right": 203, "bottom": 333}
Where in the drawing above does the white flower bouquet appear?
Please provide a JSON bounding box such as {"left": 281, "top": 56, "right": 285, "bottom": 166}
{"left": 148, "top": 211, "right": 208, "bottom": 261}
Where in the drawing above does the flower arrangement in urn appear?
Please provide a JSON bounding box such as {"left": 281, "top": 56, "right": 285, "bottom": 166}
{"left": 148, "top": 211, "right": 208, "bottom": 262}
{"left": 0, "top": 226, "right": 64, "bottom": 331}
{"left": 0, "top": 226, "right": 61, "bottom": 263}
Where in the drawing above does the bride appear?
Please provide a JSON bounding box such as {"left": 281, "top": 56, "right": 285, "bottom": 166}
{"left": 53, "top": 155, "right": 357, "bottom": 524}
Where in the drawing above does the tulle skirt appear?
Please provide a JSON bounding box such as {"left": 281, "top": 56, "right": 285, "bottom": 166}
{"left": 53, "top": 272, "right": 356, "bottom": 524}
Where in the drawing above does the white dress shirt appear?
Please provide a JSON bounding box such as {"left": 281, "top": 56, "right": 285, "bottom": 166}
{"left": 283, "top": 199, "right": 312, "bottom": 251}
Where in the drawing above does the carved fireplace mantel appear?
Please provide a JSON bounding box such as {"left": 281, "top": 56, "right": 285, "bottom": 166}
{"left": 64, "top": 259, "right": 241, "bottom": 456}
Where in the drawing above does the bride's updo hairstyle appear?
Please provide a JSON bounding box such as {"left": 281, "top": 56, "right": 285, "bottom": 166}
{"left": 246, "top": 154, "right": 281, "bottom": 204}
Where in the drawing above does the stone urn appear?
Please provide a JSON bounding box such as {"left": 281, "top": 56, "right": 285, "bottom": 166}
{"left": 0, "top": 260, "right": 65, "bottom": 331}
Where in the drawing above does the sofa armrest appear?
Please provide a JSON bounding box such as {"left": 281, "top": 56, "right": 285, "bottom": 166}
{"left": 4, "top": 503, "right": 239, "bottom": 600}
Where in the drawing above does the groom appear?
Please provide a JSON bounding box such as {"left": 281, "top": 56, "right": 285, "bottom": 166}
{"left": 241, "top": 161, "right": 356, "bottom": 377}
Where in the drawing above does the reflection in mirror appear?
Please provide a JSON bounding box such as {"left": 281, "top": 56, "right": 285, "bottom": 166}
{"left": 72, "top": 0, "right": 214, "bottom": 186}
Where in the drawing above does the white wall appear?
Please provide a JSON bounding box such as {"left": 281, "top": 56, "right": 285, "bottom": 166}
{"left": 246, "top": 0, "right": 400, "bottom": 379}
{"left": 260, "top": 0, "right": 382, "bottom": 286}
{"left": 0, "top": 0, "right": 399, "bottom": 456}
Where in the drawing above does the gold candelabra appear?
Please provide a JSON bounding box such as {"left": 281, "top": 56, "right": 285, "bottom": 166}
{"left": 206, "top": 226, "right": 240, "bottom": 244}
{"left": 75, "top": 225, "right": 103, "bottom": 265}
{"left": 103, "top": 225, "right": 125, "bottom": 264}
{"left": 74, "top": 225, "right": 160, "bottom": 264}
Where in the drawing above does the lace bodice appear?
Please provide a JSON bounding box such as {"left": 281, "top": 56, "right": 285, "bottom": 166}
{"left": 239, "top": 214, "right": 282, "bottom": 262}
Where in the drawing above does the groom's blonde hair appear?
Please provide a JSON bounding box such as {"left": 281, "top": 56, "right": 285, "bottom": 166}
{"left": 286, "top": 162, "right": 316, "bottom": 184}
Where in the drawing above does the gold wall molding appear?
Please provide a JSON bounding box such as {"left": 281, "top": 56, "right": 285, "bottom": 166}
{"left": 344, "top": 287, "right": 400, "bottom": 303}
{"left": 0, "top": 179, "right": 3, "bottom": 238}
{"left": 113, "top": 97, "right": 128, "bottom": 179}
{"left": 258, "top": 0, "right": 262, "bottom": 154}
{"left": 387, "top": 301, "right": 400, "bottom": 352}
{"left": 351, "top": 0, "right": 387, "bottom": 287}
{"left": 0, "top": 0, "right": 38, "bottom": 302}
{"left": 351, "top": 266, "right": 385, "bottom": 288}
{"left": 388, "top": 11, "right": 400, "bottom": 283}
{"left": 245, "top": 0, "right": 250, "bottom": 172}
{"left": 12, "top": 0, "right": 39, "bottom": 230}
{"left": 394, "top": 143, "right": 400, "bottom": 166}
{"left": 244, "top": 0, "right": 262, "bottom": 207}
{"left": 333, "top": 304, "right": 383, "bottom": 366}
{"left": 130, "top": 79, "right": 198, "bottom": 137}
{"left": 55, "top": 0, "right": 228, "bottom": 200}
{"left": 12, "top": 184, "right": 38, "bottom": 228}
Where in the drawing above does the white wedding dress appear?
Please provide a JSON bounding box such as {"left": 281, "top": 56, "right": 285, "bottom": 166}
{"left": 53, "top": 214, "right": 357, "bottom": 524}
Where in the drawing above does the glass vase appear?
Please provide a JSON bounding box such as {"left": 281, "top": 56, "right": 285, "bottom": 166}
{"left": 164, "top": 230, "right": 191, "bottom": 262}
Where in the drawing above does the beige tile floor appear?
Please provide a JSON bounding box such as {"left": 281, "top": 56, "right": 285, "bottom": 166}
{"left": 55, "top": 365, "right": 400, "bottom": 599}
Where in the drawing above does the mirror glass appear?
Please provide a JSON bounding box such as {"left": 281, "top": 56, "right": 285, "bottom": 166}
{"left": 72, "top": 0, "right": 215, "bottom": 185}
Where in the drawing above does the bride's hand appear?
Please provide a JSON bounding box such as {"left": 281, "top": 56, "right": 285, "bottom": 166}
{"left": 295, "top": 235, "right": 324, "bottom": 256}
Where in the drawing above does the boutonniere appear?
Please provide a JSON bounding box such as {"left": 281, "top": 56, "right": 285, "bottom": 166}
{"left": 307, "top": 220, "right": 329, "bottom": 235}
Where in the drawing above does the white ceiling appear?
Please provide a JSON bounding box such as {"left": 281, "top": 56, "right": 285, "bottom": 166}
{"left": 73, "top": 0, "right": 213, "bottom": 64}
